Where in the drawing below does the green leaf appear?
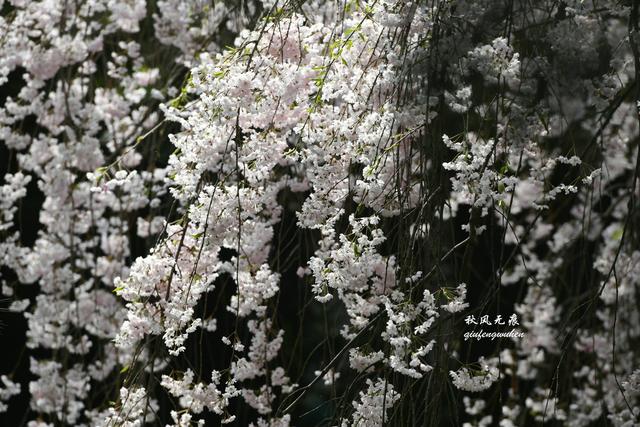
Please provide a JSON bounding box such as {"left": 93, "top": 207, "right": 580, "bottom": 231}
{"left": 612, "top": 228, "right": 624, "bottom": 241}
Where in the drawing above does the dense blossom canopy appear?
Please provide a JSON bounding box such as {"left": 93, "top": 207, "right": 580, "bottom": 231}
{"left": 1, "top": 0, "right": 640, "bottom": 426}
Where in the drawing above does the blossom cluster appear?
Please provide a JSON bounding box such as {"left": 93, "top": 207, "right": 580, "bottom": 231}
{"left": 1, "top": 0, "right": 640, "bottom": 425}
